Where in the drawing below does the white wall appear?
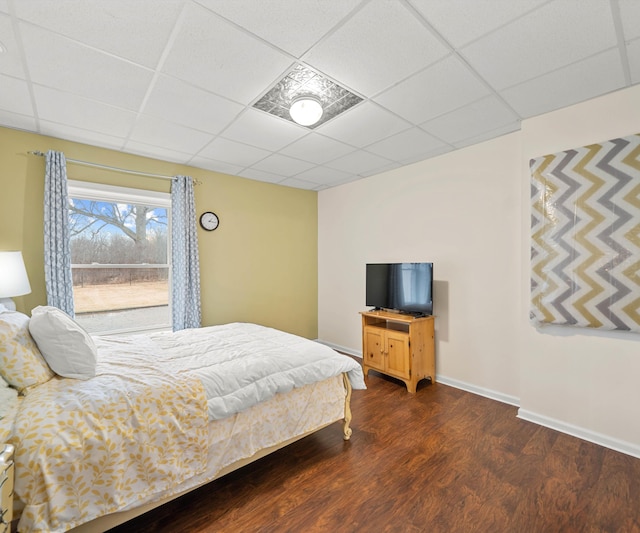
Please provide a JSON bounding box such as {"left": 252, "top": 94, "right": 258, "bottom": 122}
{"left": 318, "top": 84, "right": 640, "bottom": 456}
{"left": 517, "top": 85, "right": 640, "bottom": 456}
{"left": 318, "top": 131, "right": 522, "bottom": 402}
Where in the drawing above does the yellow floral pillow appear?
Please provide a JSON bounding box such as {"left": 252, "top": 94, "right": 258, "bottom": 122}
{"left": 0, "top": 310, "right": 54, "bottom": 392}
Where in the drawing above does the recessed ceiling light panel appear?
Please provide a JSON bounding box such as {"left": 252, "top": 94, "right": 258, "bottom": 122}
{"left": 253, "top": 64, "right": 363, "bottom": 129}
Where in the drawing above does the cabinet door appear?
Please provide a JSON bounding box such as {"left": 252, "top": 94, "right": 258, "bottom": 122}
{"left": 364, "top": 329, "right": 385, "bottom": 370}
{"left": 385, "top": 330, "right": 410, "bottom": 380}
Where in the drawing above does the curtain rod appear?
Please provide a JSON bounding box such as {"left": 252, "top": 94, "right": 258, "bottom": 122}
{"left": 28, "top": 150, "right": 201, "bottom": 184}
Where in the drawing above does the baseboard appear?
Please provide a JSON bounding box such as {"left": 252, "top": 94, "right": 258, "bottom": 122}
{"left": 517, "top": 409, "right": 640, "bottom": 459}
{"left": 316, "top": 339, "right": 640, "bottom": 459}
{"left": 317, "top": 341, "right": 518, "bottom": 406}
{"left": 315, "top": 340, "right": 362, "bottom": 359}
{"left": 435, "top": 375, "right": 520, "bottom": 407}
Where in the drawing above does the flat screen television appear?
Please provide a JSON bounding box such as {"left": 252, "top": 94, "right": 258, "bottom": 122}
{"left": 366, "top": 262, "right": 433, "bottom": 316}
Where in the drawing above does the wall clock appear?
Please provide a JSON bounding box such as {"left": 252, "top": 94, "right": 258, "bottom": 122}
{"left": 199, "top": 211, "right": 219, "bottom": 231}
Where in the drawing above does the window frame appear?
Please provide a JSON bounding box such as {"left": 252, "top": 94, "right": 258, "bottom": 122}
{"left": 68, "top": 180, "right": 172, "bottom": 336}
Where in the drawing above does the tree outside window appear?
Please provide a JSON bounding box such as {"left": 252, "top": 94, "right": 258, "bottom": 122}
{"left": 68, "top": 181, "right": 171, "bottom": 334}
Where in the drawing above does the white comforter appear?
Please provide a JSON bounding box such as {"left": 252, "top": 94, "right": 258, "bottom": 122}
{"left": 94, "top": 322, "right": 366, "bottom": 421}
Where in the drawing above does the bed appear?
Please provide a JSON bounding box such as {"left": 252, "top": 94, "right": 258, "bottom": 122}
{"left": 0, "top": 307, "right": 365, "bottom": 533}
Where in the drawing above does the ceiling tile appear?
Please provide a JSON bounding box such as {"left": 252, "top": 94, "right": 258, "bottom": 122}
{"left": 0, "top": 1, "right": 637, "bottom": 192}
{"left": 279, "top": 133, "right": 355, "bottom": 164}
{"left": 317, "top": 101, "right": 410, "bottom": 148}
{"left": 13, "top": 0, "right": 185, "bottom": 68}
{"left": 410, "top": 0, "right": 547, "bottom": 47}
{"left": 161, "top": 2, "right": 293, "bottom": 104}
{"left": 501, "top": 48, "right": 627, "bottom": 118}
{"left": 304, "top": 0, "right": 449, "bottom": 96}
{"left": 250, "top": 153, "right": 316, "bottom": 177}
{"left": 374, "top": 55, "right": 491, "bottom": 124}
{"left": 39, "top": 120, "right": 125, "bottom": 151}
{"left": 365, "top": 127, "right": 449, "bottom": 163}
{"left": 124, "top": 140, "right": 192, "bottom": 164}
{"left": 19, "top": 23, "right": 153, "bottom": 110}
{"left": 325, "top": 149, "right": 393, "bottom": 175}
{"left": 144, "top": 75, "right": 244, "bottom": 134}
{"left": 0, "top": 109, "right": 36, "bottom": 131}
{"left": 196, "top": 0, "right": 360, "bottom": 57}
{"left": 0, "top": 74, "right": 32, "bottom": 115}
{"left": 34, "top": 85, "right": 137, "bottom": 137}
{"left": 0, "top": 14, "right": 26, "bottom": 78}
{"left": 628, "top": 39, "right": 640, "bottom": 84}
{"left": 401, "top": 145, "right": 454, "bottom": 166}
{"left": 188, "top": 155, "right": 245, "bottom": 176}
{"left": 128, "top": 114, "right": 214, "bottom": 154}
{"left": 360, "top": 161, "right": 402, "bottom": 177}
{"left": 198, "top": 137, "right": 270, "bottom": 168}
{"left": 277, "top": 177, "right": 320, "bottom": 190}
{"left": 619, "top": 0, "right": 640, "bottom": 40}
{"left": 294, "top": 165, "right": 352, "bottom": 185}
{"left": 461, "top": 0, "right": 618, "bottom": 90}
{"left": 452, "top": 122, "right": 520, "bottom": 150}
{"left": 421, "top": 95, "right": 519, "bottom": 144}
{"left": 239, "top": 167, "right": 284, "bottom": 184}
{"left": 222, "top": 108, "right": 307, "bottom": 151}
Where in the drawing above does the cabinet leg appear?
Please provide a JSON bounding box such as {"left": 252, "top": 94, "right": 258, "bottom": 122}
{"left": 402, "top": 379, "right": 417, "bottom": 393}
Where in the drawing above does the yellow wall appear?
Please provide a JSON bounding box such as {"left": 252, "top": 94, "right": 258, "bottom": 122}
{"left": 0, "top": 126, "right": 318, "bottom": 338}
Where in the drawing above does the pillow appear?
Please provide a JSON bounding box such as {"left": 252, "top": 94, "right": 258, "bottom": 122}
{"left": 29, "top": 306, "right": 97, "bottom": 380}
{"left": 0, "top": 310, "right": 55, "bottom": 391}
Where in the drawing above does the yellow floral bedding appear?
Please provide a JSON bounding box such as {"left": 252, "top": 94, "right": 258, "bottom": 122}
{"left": 115, "top": 374, "right": 348, "bottom": 518}
{"left": 9, "top": 358, "right": 208, "bottom": 533}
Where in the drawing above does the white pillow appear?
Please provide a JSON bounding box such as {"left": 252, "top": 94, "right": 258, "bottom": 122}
{"left": 29, "top": 306, "right": 97, "bottom": 380}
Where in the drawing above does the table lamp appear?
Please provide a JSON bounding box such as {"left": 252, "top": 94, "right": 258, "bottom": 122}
{"left": 0, "top": 251, "right": 31, "bottom": 311}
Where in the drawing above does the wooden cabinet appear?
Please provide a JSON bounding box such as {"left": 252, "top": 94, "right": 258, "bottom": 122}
{"left": 361, "top": 310, "right": 435, "bottom": 393}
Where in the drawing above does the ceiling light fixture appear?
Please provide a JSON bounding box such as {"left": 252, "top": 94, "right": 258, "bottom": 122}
{"left": 253, "top": 64, "right": 362, "bottom": 128}
{"left": 289, "top": 96, "right": 323, "bottom": 126}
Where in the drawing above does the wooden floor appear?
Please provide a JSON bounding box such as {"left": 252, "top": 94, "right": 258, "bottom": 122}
{"left": 109, "top": 371, "right": 640, "bottom": 533}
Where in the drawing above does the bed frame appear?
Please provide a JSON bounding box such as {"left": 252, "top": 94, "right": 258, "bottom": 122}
{"left": 0, "top": 444, "right": 13, "bottom": 533}
{"left": 3, "top": 374, "right": 353, "bottom": 533}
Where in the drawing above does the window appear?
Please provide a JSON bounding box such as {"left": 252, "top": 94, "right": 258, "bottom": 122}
{"left": 68, "top": 180, "right": 171, "bottom": 335}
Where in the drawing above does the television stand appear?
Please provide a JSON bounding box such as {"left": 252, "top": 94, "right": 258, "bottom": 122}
{"left": 360, "top": 309, "right": 435, "bottom": 393}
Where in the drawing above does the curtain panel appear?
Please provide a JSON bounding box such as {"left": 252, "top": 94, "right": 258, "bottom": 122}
{"left": 171, "top": 176, "right": 201, "bottom": 331}
{"left": 43, "top": 150, "right": 75, "bottom": 316}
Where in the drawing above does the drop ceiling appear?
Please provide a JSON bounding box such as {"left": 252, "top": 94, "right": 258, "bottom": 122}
{"left": 1, "top": 0, "right": 638, "bottom": 190}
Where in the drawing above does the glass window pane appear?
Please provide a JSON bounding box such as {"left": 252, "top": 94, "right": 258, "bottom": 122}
{"left": 69, "top": 197, "right": 170, "bottom": 334}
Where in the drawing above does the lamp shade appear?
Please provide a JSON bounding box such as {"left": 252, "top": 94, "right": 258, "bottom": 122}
{"left": 289, "top": 97, "right": 323, "bottom": 126}
{"left": 0, "top": 251, "right": 31, "bottom": 298}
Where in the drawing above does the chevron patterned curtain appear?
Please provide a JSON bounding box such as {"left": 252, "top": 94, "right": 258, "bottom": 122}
{"left": 530, "top": 133, "right": 640, "bottom": 332}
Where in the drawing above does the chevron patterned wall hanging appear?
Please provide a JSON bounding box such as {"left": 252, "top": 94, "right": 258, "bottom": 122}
{"left": 530, "top": 132, "right": 640, "bottom": 332}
